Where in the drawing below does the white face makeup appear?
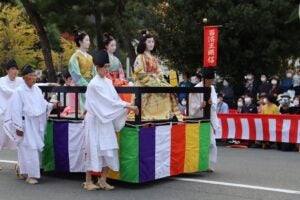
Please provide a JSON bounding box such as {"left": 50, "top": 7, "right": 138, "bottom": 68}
{"left": 79, "top": 35, "right": 90, "bottom": 49}
{"left": 106, "top": 40, "right": 117, "bottom": 54}
{"left": 145, "top": 37, "right": 155, "bottom": 51}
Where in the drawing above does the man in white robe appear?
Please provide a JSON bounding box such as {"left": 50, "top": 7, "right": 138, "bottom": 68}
{"left": 0, "top": 60, "right": 23, "bottom": 171}
{"left": 83, "top": 50, "right": 138, "bottom": 190}
{"left": 202, "top": 68, "right": 219, "bottom": 171}
{"left": 188, "top": 74, "right": 206, "bottom": 118}
{"left": 0, "top": 59, "right": 24, "bottom": 151}
{"left": 3, "top": 65, "right": 59, "bottom": 184}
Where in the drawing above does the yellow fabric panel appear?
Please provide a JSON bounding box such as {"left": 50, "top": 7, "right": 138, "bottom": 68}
{"left": 108, "top": 133, "right": 120, "bottom": 180}
{"left": 184, "top": 123, "right": 200, "bottom": 173}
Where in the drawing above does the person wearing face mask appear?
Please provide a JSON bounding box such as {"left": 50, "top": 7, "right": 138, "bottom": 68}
{"left": 217, "top": 93, "right": 229, "bottom": 113}
{"left": 277, "top": 93, "right": 298, "bottom": 151}
{"left": 279, "top": 93, "right": 291, "bottom": 114}
{"left": 188, "top": 74, "right": 206, "bottom": 118}
{"left": 241, "top": 95, "right": 258, "bottom": 113}
{"left": 269, "top": 76, "right": 282, "bottom": 97}
{"left": 257, "top": 93, "right": 267, "bottom": 113}
{"left": 178, "top": 72, "right": 192, "bottom": 103}
{"left": 280, "top": 70, "right": 293, "bottom": 92}
{"left": 292, "top": 69, "right": 300, "bottom": 95}
{"left": 258, "top": 74, "right": 271, "bottom": 95}
{"left": 220, "top": 79, "right": 234, "bottom": 108}
{"left": 290, "top": 96, "right": 300, "bottom": 114}
{"left": 244, "top": 73, "right": 257, "bottom": 99}
{"left": 236, "top": 97, "right": 244, "bottom": 113}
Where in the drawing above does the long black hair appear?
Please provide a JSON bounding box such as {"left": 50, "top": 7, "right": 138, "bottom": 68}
{"left": 73, "top": 30, "right": 88, "bottom": 47}
{"left": 103, "top": 32, "right": 115, "bottom": 48}
{"left": 136, "top": 30, "right": 156, "bottom": 54}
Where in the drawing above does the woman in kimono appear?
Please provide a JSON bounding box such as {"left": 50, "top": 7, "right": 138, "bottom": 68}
{"left": 103, "top": 33, "right": 126, "bottom": 85}
{"left": 103, "top": 33, "right": 131, "bottom": 103}
{"left": 133, "top": 31, "right": 182, "bottom": 121}
{"left": 68, "top": 30, "right": 96, "bottom": 115}
{"left": 83, "top": 50, "right": 139, "bottom": 190}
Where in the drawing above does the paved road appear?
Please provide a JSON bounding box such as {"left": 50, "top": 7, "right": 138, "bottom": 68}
{"left": 0, "top": 147, "right": 299, "bottom": 200}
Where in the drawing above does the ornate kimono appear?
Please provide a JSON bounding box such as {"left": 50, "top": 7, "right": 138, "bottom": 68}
{"left": 133, "top": 54, "right": 182, "bottom": 121}
{"left": 68, "top": 50, "right": 96, "bottom": 115}
{"left": 105, "top": 54, "right": 132, "bottom": 104}
{"left": 106, "top": 54, "right": 125, "bottom": 85}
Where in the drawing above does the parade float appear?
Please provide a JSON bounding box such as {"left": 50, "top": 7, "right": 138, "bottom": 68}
{"left": 40, "top": 86, "right": 212, "bottom": 183}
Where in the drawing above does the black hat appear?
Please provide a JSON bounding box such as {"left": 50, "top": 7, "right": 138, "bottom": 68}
{"left": 5, "top": 59, "right": 18, "bottom": 70}
{"left": 202, "top": 68, "right": 215, "bottom": 79}
{"left": 93, "top": 50, "right": 109, "bottom": 67}
{"left": 21, "top": 64, "right": 35, "bottom": 76}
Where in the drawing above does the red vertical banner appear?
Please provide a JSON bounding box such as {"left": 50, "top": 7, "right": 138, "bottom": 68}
{"left": 203, "top": 26, "right": 219, "bottom": 67}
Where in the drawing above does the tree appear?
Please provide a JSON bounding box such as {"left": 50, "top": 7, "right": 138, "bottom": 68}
{"left": 148, "top": 0, "right": 300, "bottom": 95}
{"left": 0, "top": 3, "right": 43, "bottom": 75}
{"left": 19, "top": 0, "right": 57, "bottom": 82}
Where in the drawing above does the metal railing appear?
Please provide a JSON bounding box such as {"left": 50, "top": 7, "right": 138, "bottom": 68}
{"left": 40, "top": 86, "right": 211, "bottom": 124}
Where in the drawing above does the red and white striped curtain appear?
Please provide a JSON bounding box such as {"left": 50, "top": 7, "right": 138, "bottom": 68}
{"left": 216, "top": 113, "right": 300, "bottom": 144}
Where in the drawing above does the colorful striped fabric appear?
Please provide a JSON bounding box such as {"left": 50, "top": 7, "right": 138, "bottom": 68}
{"left": 42, "top": 121, "right": 85, "bottom": 172}
{"left": 217, "top": 113, "right": 300, "bottom": 144}
{"left": 42, "top": 121, "right": 211, "bottom": 183}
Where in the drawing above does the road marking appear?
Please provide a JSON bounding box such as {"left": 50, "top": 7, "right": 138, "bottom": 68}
{"left": 0, "top": 160, "right": 18, "bottom": 164}
{"left": 1, "top": 159, "right": 299, "bottom": 195}
{"left": 172, "top": 178, "right": 300, "bottom": 195}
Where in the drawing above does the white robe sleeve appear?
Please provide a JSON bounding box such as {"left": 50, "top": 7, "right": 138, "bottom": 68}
{"left": 0, "top": 84, "right": 14, "bottom": 96}
{"left": 3, "top": 91, "right": 24, "bottom": 144}
{"left": 8, "top": 91, "right": 23, "bottom": 131}
{"left": 86, "top": 83, "right": 128, "bottom": 124}
{"left": 188, "top": 82, "right": 204, "bottom": 117}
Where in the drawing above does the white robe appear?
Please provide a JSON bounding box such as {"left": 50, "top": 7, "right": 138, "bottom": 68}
{"left": 84, "top": 75, "right": 128, "bottom": 172}
{"left": 188, "top": 81, "right": 204, "bottom": 118}
{"left": 4, "top": 83, "right": 53, "bottom": 178}
{"left": 0, "top": 76, "right": 24, "bottom": 150}
{"left": 210, "top": 85, "right": 219, "bottom": 163}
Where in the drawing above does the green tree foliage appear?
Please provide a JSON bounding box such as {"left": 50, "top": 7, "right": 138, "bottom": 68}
{"left": 0, "top": 3, "right": 43, "bottom": 75}
{"left": 148, "top": 1, "right": 300, "bottom": 85}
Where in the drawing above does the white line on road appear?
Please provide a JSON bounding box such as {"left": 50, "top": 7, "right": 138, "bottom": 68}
{"left": 172, "top": 178, "right": 300, "bottom": 195}
{"left": 1, "top": 159, "right": 299, "bottom": 195}
{"left": 0, "top": 160, "right": 18, "bottom": 164}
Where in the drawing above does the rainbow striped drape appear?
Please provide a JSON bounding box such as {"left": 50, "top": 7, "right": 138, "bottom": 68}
{"left": 42, "top": 121, "right": 211, "bottom": 183}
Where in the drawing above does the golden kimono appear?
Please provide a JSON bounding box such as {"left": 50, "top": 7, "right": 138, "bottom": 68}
{"left": 133, "top": 54, "right": 182, "bottom": 121}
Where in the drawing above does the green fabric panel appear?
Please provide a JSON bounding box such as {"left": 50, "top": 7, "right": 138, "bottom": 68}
{"left": 119, "top": 127, "right": 139, "bottom": 183}
{"left": 42, "top": 122, "right": 55, "bottom": 171}
{"left": 199, "top": 122, "right": 211, "bottom": 171}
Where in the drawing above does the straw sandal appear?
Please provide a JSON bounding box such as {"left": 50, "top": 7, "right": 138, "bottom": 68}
{"left": 97, "top": 179, "right": 115, "bottom": 190}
